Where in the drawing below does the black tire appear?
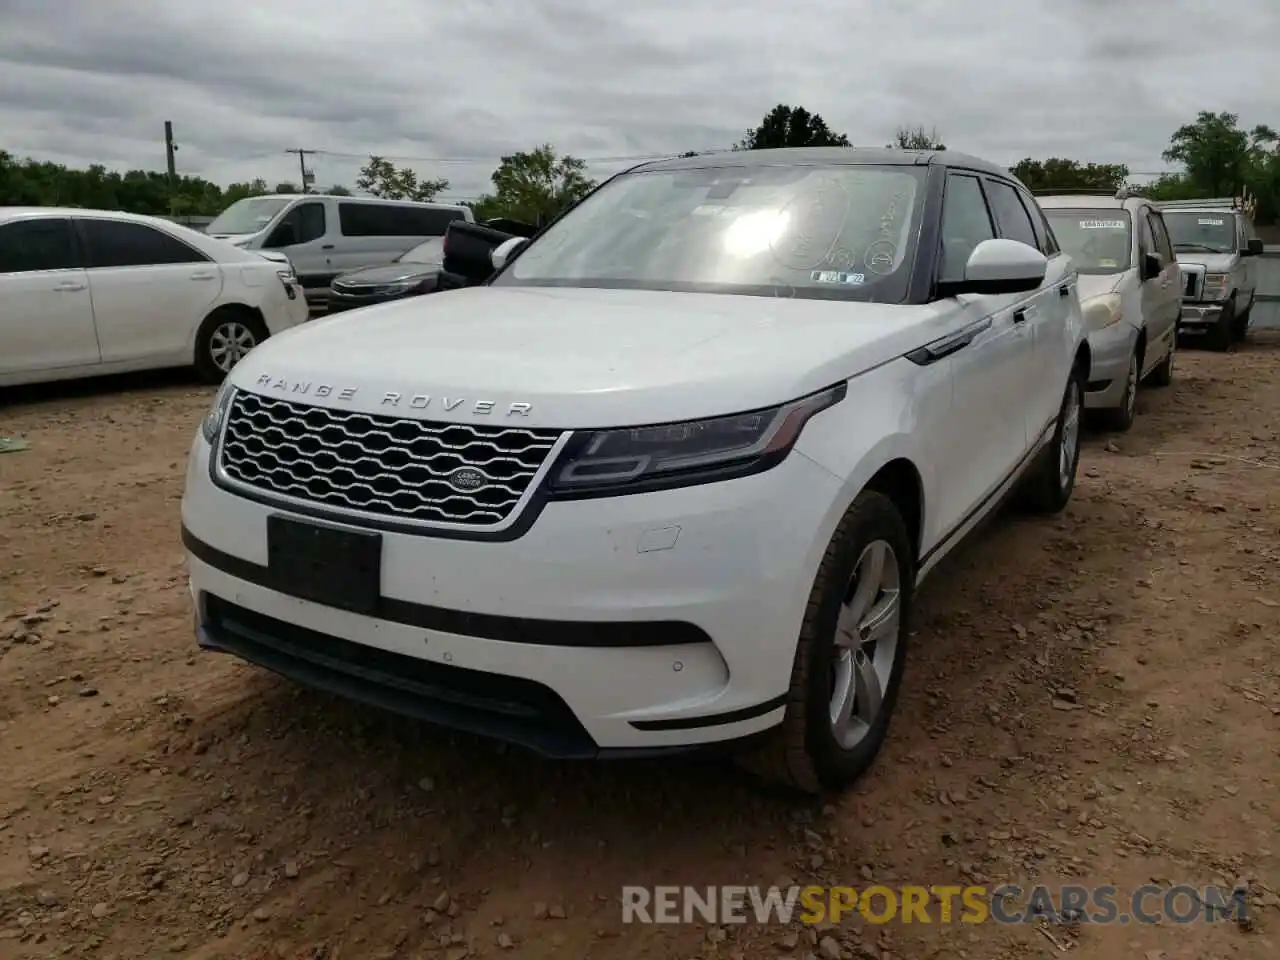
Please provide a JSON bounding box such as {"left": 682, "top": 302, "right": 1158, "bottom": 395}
{"left": 1233, "top": 301, "right": 1252, "bottom": 342}
{"left": 194, "top": 308, "right": 269, "bottom": 384}
{"left": 1147, "top": 335, "right": 1174, "bottom": 388}
{"left": 1098, "top": 349, "right": 1138, "bottom": 432}
{"left": 1206, "top": 303, "right": 1234, "bottom": 352}
{"left": 1020, "top": 363, "right": 1084, "bottom": 515}
{"left": 735, "top": 491, "right": 914, "bottom": 795}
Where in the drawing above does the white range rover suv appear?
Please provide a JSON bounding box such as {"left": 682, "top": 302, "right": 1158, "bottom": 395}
{"left": 181, "top": 148, "right": 1088, "bottom": 793}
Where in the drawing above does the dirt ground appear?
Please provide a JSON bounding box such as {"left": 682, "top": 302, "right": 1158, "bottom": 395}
{"left": 1, "top": 334, "right": 1277, "bottom": 960}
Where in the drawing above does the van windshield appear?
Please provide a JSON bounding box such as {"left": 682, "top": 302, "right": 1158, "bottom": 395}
{"left": 1043, "top": 209, "right": 1132, "bottom": 274}
{"left": 1162, "top": 211, "right": 1236, "bottom": 254}
{"left": 207, "top": 197, "right": 293, "bottom": 235}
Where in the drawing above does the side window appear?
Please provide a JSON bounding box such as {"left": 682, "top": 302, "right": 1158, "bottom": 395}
{"left": 80, "top": 219, "right": 208, "bottom": 268}
{"left": 268, "top": 202, "right": 326, "bottom": 246}
{"left": 938, "top": 174, "right": 995, "bottom": 283}
{"left": 339, "top": 202, "right": 394, "bottom": 237}
{"left": 0, "top": 218, "right": 79, "bottom": 274}
{"left": 1137, "top": 214, "right": 1155, "bottom": 258}
{"left": 409, "top": 208, "right": 465, "bottom": 236}
{"left": 1147, "top": 212, "right": 1174, "bottom": 262}
{"left": 984, "top": 180, "right": 1039, "bottom": 249}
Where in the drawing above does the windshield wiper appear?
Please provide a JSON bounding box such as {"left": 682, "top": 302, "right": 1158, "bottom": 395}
{"left": 1173, "top": 242, "right": 1222, "bottom": 252}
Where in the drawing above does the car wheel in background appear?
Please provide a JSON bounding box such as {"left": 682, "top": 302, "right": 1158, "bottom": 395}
{"left": 737, "top": 491, "right": 914, "bottom": 794}
{"left": 194, "top": 307, "right": 268, "bottom": 384}
{"left": 1099, "top": 350, "right": 1139, "bottom": 432}
{"left": 1206, "top": 303, "right": 1234, "bottom": 352}
{"left": 1019, "top": 362, "right": 1084, "bottom": 515}
{"left": 1147, "top": 335, "right": 1175, "bottom": 388}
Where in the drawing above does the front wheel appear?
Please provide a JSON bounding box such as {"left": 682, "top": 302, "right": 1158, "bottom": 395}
{"left": 194, "top": 309, "right": 268, "bottom": 384}
{"left": 736, "top": 491, "right": 914, "bottom": 794}
{"left": 1098, "top": 349, "right": 1138, "bottom": 432}
{"left": 1147, "top": 334, "right": 1174, "bottom": 388}
{"left": 1206, "top": 303, "right": 1234, "bottom": 352}
{"left": 1019, "top": 364, "right": 1084, "bottom": 515}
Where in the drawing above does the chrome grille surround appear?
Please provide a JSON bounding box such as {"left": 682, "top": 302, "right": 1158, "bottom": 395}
{"left": 215, "top": 390, "right": 567, "bottom": 532}
{"left": 1180, "top": 264, "right": 1204, "bottom": 300}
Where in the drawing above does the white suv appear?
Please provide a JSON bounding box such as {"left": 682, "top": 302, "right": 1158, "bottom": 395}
{"left": 181, "top": 148, "right": 1088, "bottom": 793}
{"left": 0, "top": 207, "right": 309, "bottom": 388}
{"left": 1037, "top": 191, "right": 1181, "bottom": 430}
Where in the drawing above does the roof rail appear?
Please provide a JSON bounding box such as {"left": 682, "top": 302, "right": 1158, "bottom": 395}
{"left": 1030, "top": 188, "right": 1117, "bottom": 197}
{"left": 1155, "top": 196, "right": 1240, "bottom": 210}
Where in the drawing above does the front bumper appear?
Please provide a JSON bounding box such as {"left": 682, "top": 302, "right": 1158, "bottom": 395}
{"left": 180, "top": 435, "right": 844, "bottom": 757}
{"left": 1082, "top": 322, "right": 1138, "bottom": 410}
{"left": 1178, "top": 301, "right": 1226, "bottom": 333}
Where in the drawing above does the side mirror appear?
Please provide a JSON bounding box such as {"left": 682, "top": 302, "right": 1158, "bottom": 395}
{"left": 1141, "top": 253, "right": 1163, "bottom": 280}
{"left": 441, "top": 221, "right": 522, "bottom": 285}
{"left": 491, "top": 237, "right": 528, "bottom": 271}
{"left": 943, "top": 238, "right": 1048, "bottom": 297}
{"left": 1245, "top": 237, "right": 1264, "bottom": 256}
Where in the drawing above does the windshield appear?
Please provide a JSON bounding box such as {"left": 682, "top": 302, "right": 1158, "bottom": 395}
{"left": 495, "top": 163, "right": 925, "bottom": 302}
{"left": 1044, "top": 209, "right": 1132, "bottom": 274}
{"left": 206, "top": 197, "right": 292, "bottom": 235}
{"left": 396, "top": 237, "right": 444, "bottom": 264}
{"left": 1162, "top": 211, "right": 1237, "bottom": 254}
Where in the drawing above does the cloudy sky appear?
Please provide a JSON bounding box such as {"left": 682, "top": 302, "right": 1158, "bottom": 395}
{"left": 1, "top": 0, "right": 1276, "bottom": 202}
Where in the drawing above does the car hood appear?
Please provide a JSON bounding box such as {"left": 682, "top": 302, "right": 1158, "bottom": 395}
{"left": 229, "top": 286, "right": 952, "bottom": 429}
{"left": 1076, "top": 274, "right": 1125, "bottom": 301}
{"left": 335, "top": 263, "right": 441, "bottom": 285}
{"left": 1174, "top": 252, "right": 1236, "bottom": 271}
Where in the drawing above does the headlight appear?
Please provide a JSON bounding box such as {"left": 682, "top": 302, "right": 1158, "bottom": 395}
{"left": 1082, "top": 293, "right": 1123, "bottom": 331}
{"left": 1203, "top": 273, "right": 1228, "bottom": 298}
{"left": 373, "top": 281, "right": 417, "bottom": 296}
{"left": 200, "top": 382, "right": 236, "bottom": 445}
{"left": 547, "top": 384, "right": 846, "bottom": 497}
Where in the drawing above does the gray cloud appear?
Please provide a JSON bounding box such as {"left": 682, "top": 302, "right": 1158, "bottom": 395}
{"left": 1, "top": 0, "right": 1276, "bottom": 201}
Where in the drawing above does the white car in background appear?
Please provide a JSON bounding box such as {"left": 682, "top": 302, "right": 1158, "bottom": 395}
{"left": 182, "top": 148, "right": 1088, "bottom": 794}
{"left": 0, "top": 207, "right": 309, "bottom": 388}
{"left": 1037, "top": 190, "right": 1180, "bottom": 430}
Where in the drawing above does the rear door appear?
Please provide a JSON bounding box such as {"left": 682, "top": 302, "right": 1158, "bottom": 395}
{"left": 77, "top": 218, "right": 223, "bottom": 364}
{"left": 0, "top": 217, "right": 100, "bottom": 375}
{"left": 983, "top": 177, "right": 1069, "bottom": 440}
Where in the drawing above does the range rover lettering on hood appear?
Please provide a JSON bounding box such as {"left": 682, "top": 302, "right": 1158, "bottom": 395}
{"left": 252, "top": 373, "right": 532, "bottom": 416}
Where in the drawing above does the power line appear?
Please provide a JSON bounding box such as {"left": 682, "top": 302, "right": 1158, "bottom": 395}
{"left": 284, "top": 148, "right": 317, "bottom": 192}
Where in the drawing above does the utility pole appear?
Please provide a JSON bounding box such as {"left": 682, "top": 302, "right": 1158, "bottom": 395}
{"left": 285, "top": 148, "right": 316, "bottom": 193}
{"left": 164, "top": 121, "right": 179, "bottom": 216}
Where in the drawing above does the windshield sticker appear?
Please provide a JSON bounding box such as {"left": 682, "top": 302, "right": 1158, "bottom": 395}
{"left": 691, "top": 204, "right": 730, "bottom": 217}
{"left": 810, "top": 270, "right": 865, "bottom": 285}
{"left": 1097, "top": 258, "right": 1119, "bottom": 268}
{"left": 1079, "top": 220, "right": 1125, "bottom": 229}
{"left": 1198, "top": 218, "right": 1225, "bottom": 225}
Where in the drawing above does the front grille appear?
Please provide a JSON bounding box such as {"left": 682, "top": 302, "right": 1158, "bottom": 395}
{"left": 1181, "top": 267, "right": 1204, "bottom": 299}
{"left": 217, "top": 391, "right": 562, "bottom": 527}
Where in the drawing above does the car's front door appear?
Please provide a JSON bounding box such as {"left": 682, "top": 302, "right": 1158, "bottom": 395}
{"left": 983, "top": 177, "right": 1067, "bottom": 441}
{"left": 929, "top": 172, "right": 1035, "bottom": 540}
{"left": 1144, "top": 209, "right": 1181, "bottom": 364}
{"left": 76, "top": 218, "right": 223, "bottom": 364}
{"left": 0, "top": 217, "right": 100, "bottom": 376}
{"left": 262, "top": 199, "right": 333, "bottom": 291}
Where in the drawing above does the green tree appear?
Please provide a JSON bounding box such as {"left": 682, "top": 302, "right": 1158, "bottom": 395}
{"left": 889, "top": 125, "right": 945, "bottom": 150}
{"left": 356, "top": 155, "right": 449, "bottom": 201}
{"left": 735, "top": 104, "right": 851, "bottom": 150}
{"left": 470, "top": 144, "right": 595, "bottom": 224}
{"left": 1010, "top": 158, "right": 1130, "bottom": 192}
{"left": 1162, "top": 110, "right": 1276, "bottom": 197}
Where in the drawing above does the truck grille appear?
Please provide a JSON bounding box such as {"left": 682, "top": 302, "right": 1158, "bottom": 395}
{"left": 216, "top": 391, "right": 562, "bottom": 528}
{"left": 1181, "top": 266, "right": 1204, "bottom": 300}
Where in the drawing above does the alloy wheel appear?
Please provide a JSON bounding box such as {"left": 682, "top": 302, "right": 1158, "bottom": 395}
{"left": 209, "top": 322, "right": 258, "bottom": 373}
{"left": 829, "top": 539, "right": 901, "bottom": 749}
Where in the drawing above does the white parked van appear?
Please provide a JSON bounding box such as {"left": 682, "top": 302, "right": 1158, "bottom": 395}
{"left": 205, "top": 194, "right": 474, "bottom": 302}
